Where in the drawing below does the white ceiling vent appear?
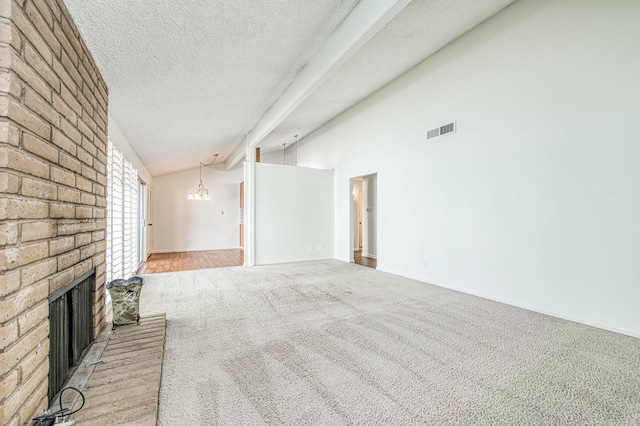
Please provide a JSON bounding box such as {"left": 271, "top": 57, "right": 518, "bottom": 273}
{"left": 427, "top": 121, "right": 456, "bottom": 140}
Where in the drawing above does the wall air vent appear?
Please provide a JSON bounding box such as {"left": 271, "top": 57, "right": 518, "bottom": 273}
{"left": 427, "top": 121, "right": 456, "bottom": 139}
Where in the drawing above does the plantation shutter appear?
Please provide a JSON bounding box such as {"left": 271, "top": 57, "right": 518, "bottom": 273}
{"left": 107, "top": 142, "right": 139, "bottom": 283}
{"left": 123, "top": 158, "right": 138, "bottom": 277}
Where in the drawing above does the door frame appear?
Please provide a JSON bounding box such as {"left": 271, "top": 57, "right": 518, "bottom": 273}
{"left": 349, "top": 173, "right": 377, "bottom": 263}
{"left": 138, "top": 179, "right": 148, "bottom": 265}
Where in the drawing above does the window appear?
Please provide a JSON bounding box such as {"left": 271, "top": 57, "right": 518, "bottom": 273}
{"left": 106, "top": 142, "right": 139, "bottom": 283}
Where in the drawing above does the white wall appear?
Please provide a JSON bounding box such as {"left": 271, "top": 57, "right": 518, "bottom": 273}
{"left": 152, "top": 164, "right": 243, "bottom": 252}
{"left": 296, "top": 0, "right": 640, "bottom": 336}
{"left": 255, "top": 163, "right": 333, "bottom": 265}
{"left": 258, "top": 145, "right": 297, "bottom": 166}
{"left": 108, "top": 114, "right": 152, "bottom": 185}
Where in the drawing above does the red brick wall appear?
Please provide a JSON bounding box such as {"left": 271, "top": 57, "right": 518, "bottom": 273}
{"left": 0, "top": 0, "right": 108, "bottom": 424}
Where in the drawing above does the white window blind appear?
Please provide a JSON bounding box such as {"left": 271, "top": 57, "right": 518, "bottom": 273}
{"left": 107, "top": 142, "right": 139, "bottom": 283}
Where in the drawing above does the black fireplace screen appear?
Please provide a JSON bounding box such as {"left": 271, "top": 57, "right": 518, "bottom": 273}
{"left": 48, "top": 269, "right": 95, "bottom": 402}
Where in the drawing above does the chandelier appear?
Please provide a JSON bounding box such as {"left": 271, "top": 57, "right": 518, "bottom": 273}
{"left": 188, "top": 154, "right": 218, "bottom": 200}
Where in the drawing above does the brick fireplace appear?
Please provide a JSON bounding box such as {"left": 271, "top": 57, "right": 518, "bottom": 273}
{"left": 0, "top": 0, "right": 108, "bottom": 424}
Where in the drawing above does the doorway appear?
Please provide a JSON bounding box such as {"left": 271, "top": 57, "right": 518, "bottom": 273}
{"left": 350, "top": 174, "right": 377, "bottom": 268}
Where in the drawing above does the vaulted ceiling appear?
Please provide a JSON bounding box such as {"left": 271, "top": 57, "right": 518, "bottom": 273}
{"left": 64, "top": 0, "right": 516, "bottom": 176}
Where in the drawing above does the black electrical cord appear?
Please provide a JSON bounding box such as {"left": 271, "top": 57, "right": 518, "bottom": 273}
{"left": 59, "top": 386, "right": 85, "bottom": 416}
{"left": 32, "top": 386, "right": 85, "bottom": 425}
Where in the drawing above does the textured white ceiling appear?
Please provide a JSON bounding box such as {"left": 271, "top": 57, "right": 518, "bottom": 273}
{"left": 64, "top": 0, "right": 516, "bottom": 176}
{"left": 259, "top": 0, "right": 517, "bottom": 153}
{"left": 64, "top": 0, "right": 360, "bottom": 175}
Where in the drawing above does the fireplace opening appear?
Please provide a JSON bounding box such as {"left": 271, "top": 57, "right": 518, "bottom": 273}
{"left": 48, "top": 269, "right": 96, "bottom": 402}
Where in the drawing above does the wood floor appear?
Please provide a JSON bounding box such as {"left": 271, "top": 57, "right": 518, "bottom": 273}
{"left": 354, "top": 250, "right": 377, "bottom": 268}
{"left": 139, "top": 249, "right": 373, "bottom": 273}
{"left": 138, "top": 249, "right": 244, "bottom": 274}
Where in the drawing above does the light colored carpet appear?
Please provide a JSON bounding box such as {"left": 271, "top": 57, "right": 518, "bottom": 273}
{"left": 139, "top": 260, "right": 640, "bottom": 425}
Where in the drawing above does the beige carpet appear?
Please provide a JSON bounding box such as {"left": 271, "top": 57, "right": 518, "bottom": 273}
{"left": 140, "top": 260, "right": 640, "bottom": 425}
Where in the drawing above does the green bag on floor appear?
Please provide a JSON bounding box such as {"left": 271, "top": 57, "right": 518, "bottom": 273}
{"left": 107, "top": 277, "right": 143, "bottom": 327}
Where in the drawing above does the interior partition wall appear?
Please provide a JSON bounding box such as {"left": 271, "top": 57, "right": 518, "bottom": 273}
{"left": 254, "top": 163, "right": 334, "bottom": 265}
